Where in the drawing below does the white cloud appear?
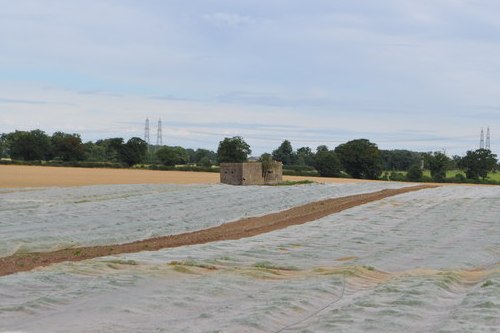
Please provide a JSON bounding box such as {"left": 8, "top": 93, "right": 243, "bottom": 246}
{"left": 0, "top": 1, "right": 499, "bottom": 156}
{"left": 0, "top": 81, "right": 489, "bottom": 155}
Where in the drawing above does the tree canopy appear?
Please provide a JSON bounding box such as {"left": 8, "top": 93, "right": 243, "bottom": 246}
{"left": 425, "top": 152, "right": 451, "bottom": 182}
{"left": 296, "top": 147, "right": 315, "bottom": 167}
{"left": 314, "top": 149, "right": 341, "bottom": 177}
{"left": 380, "top": 149, "right": 422, "bottom": 171}
{"left": 459, "top": 149, "right": 498, "bottom": 179}
{"left": 51, "top": 132, "right": 85, "bottom": 161}
{"left": 406, "top": 164, "right": 423, "bottom": 181}
{"left": 94, "top": 138, "right": 124, "bottom": 162}
{"left": 155, "top": 146, "right": 189, "bottom": 166}
{"left": 272, "top": 140, "right": 295, "bottom": 165}
{"left": 217, "top": 136, "right": 251, "bottom": 163}
{"left": 334, "top": 139, "right": 383, "bottom": 179}
{"left": 120, "top": 137, "right": 148, "bottom": 166}
{"left": 5, "top": 130, "right": 52, "bottom": 161}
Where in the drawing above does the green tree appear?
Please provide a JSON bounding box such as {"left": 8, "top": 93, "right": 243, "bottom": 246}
{"left": 51, "top": 132, "right": 85, "bottom": 161}
{"left": 459, "top": 149, "right": 498, "bottom": 179}
{"left": 194, "top": 148, "right": 217, "bottom": 166}
{"left": 6, "top": 129, "right": 52, "bottom": 161}
{"left": 259, "top": 153, "right": 273, "bottom": 164}
{"left": 314, "top": 150, "right": 341, "bottom": 177}
{"left": 0, "top": 133, "right": 8, "bottom": 158}
{"left": 217, "top": 136, "right": 251, "bottom": 163}
{"left": 334, "top": 139, "right": 383, "bottom": 179}
{"left": 156, "top": 146, "right": 189, "bottom": 166}
{"left": 83, "top": 141, "right": 107, "bottom": 162}
{"left": 406, "top": 164, "right": 423, "bottom": 181}
{"left": 316, "top": 145, "right": 329, "bottom": 154}
{"left": 185, "top": 148, "right": 196, "bottom": 164}
{"left": 198, "top": 157, "right": 213, "bottom": 168}
{"left": 272, "top": 140, "right": 296, "bottom": 165}
{"left": 426, "top": 152, "right": 451, "bottom": 182}
{"left": 120, "top": 137, "right": 148, "bottom": 166}
{"left": 296, "top": 147, "right": 315, "bottom": 167}
{"left": 95, "top": 138, "right": 124, "bottom": 162}
{"left": 259, "top": 153, "right": 274, "bottom": 176}
{"left": 451, "top": 155, "right": 462, "bottom": 170}
{"left": 380, "top": 149, "right": 422, "bottom": 171}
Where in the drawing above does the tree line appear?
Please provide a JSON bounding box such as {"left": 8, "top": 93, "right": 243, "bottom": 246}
{"left": 0, "top": 129, "right": 498, "bottom": 183}
{"left": 218, "top": 136, "right": 499, "bottom": 183}
{"left": 0, "top": 130, "right": 216, "bottom": 168}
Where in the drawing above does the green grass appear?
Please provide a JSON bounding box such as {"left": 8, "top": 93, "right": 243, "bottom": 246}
{"left": 482, "top": 280, "right": 494, "bottom": 288}
{"left": 488, "top": 171, "right": 500, "bottom": 181}
{"left": 253, "top": 261, "right": 300, "bottom": 271}
{"left": 423, "top": 169, "right": 500, "bottom": 180}
{"left": 391, "top": 169, "right": 499, "bottom": 183}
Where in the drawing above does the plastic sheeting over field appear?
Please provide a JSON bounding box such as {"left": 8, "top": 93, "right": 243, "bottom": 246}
{"left": 1, "top": 184, "right": 499, "bottom": 332}
{"left": 0, "top": 182, "right": 407, "bottom": 256}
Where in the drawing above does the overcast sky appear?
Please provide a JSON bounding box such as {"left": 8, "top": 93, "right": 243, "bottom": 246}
{"left": 1, "top": 0, "right": 499, "bottom": 156}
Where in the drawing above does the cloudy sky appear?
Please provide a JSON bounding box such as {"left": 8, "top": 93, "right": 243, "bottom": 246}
{"left": 1, "top": 0, "right": 499, "bottom": 156}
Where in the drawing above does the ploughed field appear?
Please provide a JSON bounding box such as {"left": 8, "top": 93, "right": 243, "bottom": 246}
{"left": 0, "top": 181, "right": 499, "bottom": 332}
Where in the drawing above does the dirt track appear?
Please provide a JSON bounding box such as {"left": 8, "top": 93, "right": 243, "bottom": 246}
{"left": 0, "top": 184, "right": 436, "bottom": 277}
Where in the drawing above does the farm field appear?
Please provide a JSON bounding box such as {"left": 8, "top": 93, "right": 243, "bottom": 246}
{"left": 0, "top": 165, "right": 373, "bottom": 188}
{"left": 0, "top": 182, "right": 409, "bottom": 257}
{"left": 0, "top": 180, "right": 499, "bottom": 332}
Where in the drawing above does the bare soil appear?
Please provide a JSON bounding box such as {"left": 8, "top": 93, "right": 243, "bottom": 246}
{"left": 0, "top": 165, "right": 221, "bottom": 188}
{"left": 0, "top": 184, "right": 436, "bottom": 277}
{"left": 0, "top": 165, "right": 379, "bottom": 188}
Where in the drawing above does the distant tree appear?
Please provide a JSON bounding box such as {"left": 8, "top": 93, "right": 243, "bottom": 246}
{"left": 83, "top": 141, "right": 107, "bottom": 162}
{"left": 380, "top": 149, "right": 422, "bottom": 171}
{"left": 451, "top": 155, "right": 462, "bottom": 170}
{"left": 458, "top": 149, "right": 498, "bottom": 179}
{"left": 296, "top": 147, "right": 315, "bottom": 167}
{"left": 185, "top": 148, "right": 196, "bottom": 164}
{"left": 314, "top": 150, "right": 341, "bottom": 177}
{"left": 51, "top": 132, "right": 85, "bottom": 161}
{"left": 0, "top": 133, "right": 8, "bottom": 158}
{"left": 334, "top": 139, "right": 383, "bottom": 179}
{"left": 259, "top": 153, "right": 272, "bottom": 162}
{"left": 156, "top": 146, "right": 189, "bottom": 166}
{"left": 217, "top": 136, "right": 251, "bottom": 163}
{"left": 406, "top": 164, "right": 423, "bottom": 181}
{"left": 6, "top": 129, "right": 52, "bottom": 161}
{"left": 425, "top": 152, "right": 451, "bottom": 182}
{"left": 259, "top": 153, "right": 274, "bottom": 175}
{"left": 194, "top": 148, "right": 217, "bottom": 166}
{"left": 272, "top": 140, "right": 296, "bottom": 165}
{"left": 316, "top": 145, "right": 329, "bottom": 154}
{"left": 120, "top": 137, "right": 148, "bottom": 166}
{"left": 198, "top": 157, "right": 213, "bottom": 168}
{"left": 95, "top": 138, "right": 124, "bottom": 162}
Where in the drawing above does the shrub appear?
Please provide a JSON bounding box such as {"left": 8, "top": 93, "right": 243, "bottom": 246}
{"left": 406, "top": 164, "right": 423, "bottom": 181}
{"left": 389, "top": 171, "right": 406, "bottom": 181}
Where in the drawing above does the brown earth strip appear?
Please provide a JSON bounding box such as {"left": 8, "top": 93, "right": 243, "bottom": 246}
{"left": 0, "top": 184, "right": 437, "bottom": 277}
